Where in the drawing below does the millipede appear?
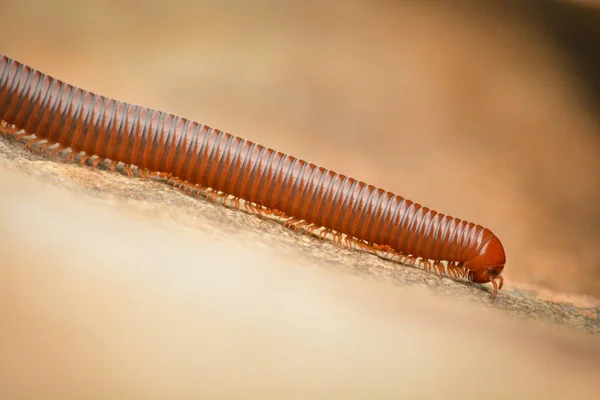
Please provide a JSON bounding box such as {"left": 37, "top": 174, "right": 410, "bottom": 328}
{"left": 0, "top": 53, "right": 506, "bottom": 300}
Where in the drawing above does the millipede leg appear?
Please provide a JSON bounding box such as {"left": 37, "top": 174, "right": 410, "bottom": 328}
{"left": 422, "top": 259, "right": 432, "bottom": 273}
{"left": 32, "top": 141, "right": 53, "bottom": 155}
{"left": 124, "top": 165, "right": 134, "bottom": 176}
{"left": 341, "top": 235, "right": 350, "bottom": 247}
{"left": 377, "top": 246, "right": 400, "bottom": 260}
{"left": 417, "top": 257, "right": 425, "bottom": 270}
{"left": 79, "top": 154, "right": 92, "bottom": 166}
{"left": 446, "top": 263, "right": 458, "bottom": 279}
{"left": 283, "top": 218, "right": 302, "bottom": 229}
{"left": 434, "top": 261, "right": 445, "bottom": 276}
{"left": 223, "top": 196, "right": 235, "bottom": 208}
{"left": 195, "top": 185, "right": 206, "bottom": 196}
{"left": 317, "top": 228, "right": 326, "bottom": 240}
{"left": 139, "top": 168, "right": 150, "bottom": 178}
{"left": 333, "top": 232, "right": 343, "bottom": 245}
{"left": 330, "top": 232, "right": 339, "bottom": 244}
{"left": 439, "top": 261, "right": 449, "bottom": 276}
{"left": 148, "top": 171, "right": 161, "bottom": 178}
{"left": 276, "top": 210, "right": 287, "bottom": 218}
{"left": 49, "top": 145, "right": 66, "bottom": 158}
{"left": 306, "top": 223, "right": 318, "bottom": 235}
{"left": 91, "top": 157, "right": 105, "bottom": 168}
{"left": 265, "top": 207, "right": 275, "bottom": 215}
{"left": 156, "top": 171, "right": 166, "bottom": 179}
{"left": 173, "top": 179, "right": 184, "bottom": 189}
{"left": 318, "top": 229, "right": 331, "bottom": 241}
{"left": 268, "top": 208, "right": 287, "bottom": 218}
{"left": 206, "top": 190, "right": 217, "bottom": 203}
{"left": 350, "top": 237, "right": 373, "bottom": 253}
{"left": 216, "top": 192, "right": 230, "bottom": 203}
{"left": 342, "top": 236, "right": 353, "bottom": 249}
{"left": 372, "top": 244, "right": 394, "bottom": 253}
{"left": 293, "top": 221, "right": 309, "bottom": 233}
{"left": 244, "top": 202, "right": 262, "bottom": 215}
{"left": 14, "top": 131, "right": 32, "bottom": 141}
{"left": 0, "top": 122, "right": 17, "bottom": 137}
{"left": 491, "top": 278, "right": 499, "bottom": 302}
{"left": 188, "top": 184, "right": 199, "bottom": 194}
{"left": 446, "top": 262, "right": 455, "bottom": 277}
{"left": 245, "top": 201, "right": 265, "bottom": 217}
{"left": 356, "top": 240, "right": 372, "bottom": 252}
{"left": 66, "top": 151, "right": 79, "bottom": 162}
{"left": 392, "top": 252, "right": 407, "bottom": 264}
{"left": 23, "top": 137, "right": 45, "bottom": 150}
{"left": 109, "top": 160, "right": 118, "bottom": 172}
{"left": 357, "top": 239, "right": 367, "bottom": 251}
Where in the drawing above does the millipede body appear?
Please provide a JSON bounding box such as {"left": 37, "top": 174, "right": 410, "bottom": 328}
{"left": 0, "top": 54, "right": 506, "bottom": 299}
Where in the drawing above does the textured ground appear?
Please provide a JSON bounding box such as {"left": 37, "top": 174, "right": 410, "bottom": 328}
{"left": 1, "top": 136, "right": 599, "bottom": 332}
{"left": 2, "top": 132, "right": 600, "bottom": 399}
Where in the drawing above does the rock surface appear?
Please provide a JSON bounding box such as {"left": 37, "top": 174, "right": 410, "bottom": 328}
{"left": 2, "top": 136, "right": 599, "bottom": 331}
{"left": 2, "top": 134, "right": 600, "bottom": 399}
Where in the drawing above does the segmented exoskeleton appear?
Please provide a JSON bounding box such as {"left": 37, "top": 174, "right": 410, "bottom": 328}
{"left": 0, "top": 54, "right": 506, "bottom": 299}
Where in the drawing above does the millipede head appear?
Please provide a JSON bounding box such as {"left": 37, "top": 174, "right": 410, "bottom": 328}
{"left": 462, "top": 234, "right": 506, "bottom": 301}
{"left": 466, "top": 266, "right": 505, "bottom": 302}
{"left": 464, "top": 235, "right": 506, "bottom": 282}
{"left": 467, "top": 265, "right": 504, "bottom": 284}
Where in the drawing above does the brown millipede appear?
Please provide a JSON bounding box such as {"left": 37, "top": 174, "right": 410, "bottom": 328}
{"left": 0, "top": 54, "right": 506, "bottom": 300}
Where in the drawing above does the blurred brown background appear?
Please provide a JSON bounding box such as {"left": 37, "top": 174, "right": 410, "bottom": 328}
{"left": 2, "top": 0, "right": 600, "bottom": 297}
{"left": 2, "top": 2, "right": 600, "bottom": 398}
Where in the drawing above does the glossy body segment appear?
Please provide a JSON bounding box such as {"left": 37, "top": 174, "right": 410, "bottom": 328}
{"left": 0, "top": 54, "right": 506, "bottom": 299}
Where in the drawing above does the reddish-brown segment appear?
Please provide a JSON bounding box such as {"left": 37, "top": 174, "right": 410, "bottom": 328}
{"left": 0, "top": 54, "right": 506, "bottom": 300}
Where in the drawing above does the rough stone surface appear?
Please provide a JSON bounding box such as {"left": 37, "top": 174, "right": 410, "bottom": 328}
{"left": 3, "top": 134, "right": 600, "bottom": 399}
{"left": 1, "top": 135, "right": 598, "bottom": 334}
